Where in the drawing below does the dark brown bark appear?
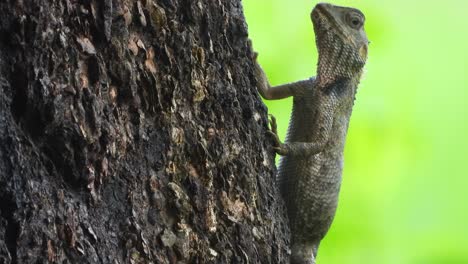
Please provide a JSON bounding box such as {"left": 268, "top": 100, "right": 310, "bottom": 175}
{"left": 0, "top": 0, "right": 289, "bottom": 263}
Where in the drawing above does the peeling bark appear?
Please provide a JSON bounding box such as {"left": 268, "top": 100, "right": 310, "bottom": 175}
{"left": 0, "top": 0, "right": 289, "bottom": 263}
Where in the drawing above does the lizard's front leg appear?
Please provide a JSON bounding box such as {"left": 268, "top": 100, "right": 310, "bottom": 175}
{"left": 253, "top": 58, "right": 313, "bottom": 100}
{"left": 250, "top": 40, "right": 313, "bottom": 100}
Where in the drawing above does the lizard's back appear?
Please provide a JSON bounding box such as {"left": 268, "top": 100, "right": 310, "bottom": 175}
{"left": 277, "top": 79, "right": 355, "bottom": 244}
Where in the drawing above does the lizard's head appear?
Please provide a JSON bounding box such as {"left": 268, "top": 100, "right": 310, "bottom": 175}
{"left": 311, "top": 3, "right": 368, "bottom": 85}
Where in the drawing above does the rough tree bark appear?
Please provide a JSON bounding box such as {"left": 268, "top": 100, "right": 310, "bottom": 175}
{"left": 0, "top": 0, "right": 289, "bottom": 263}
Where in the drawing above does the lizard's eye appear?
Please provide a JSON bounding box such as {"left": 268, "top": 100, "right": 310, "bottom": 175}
{"left": 346, "top": 12, "right": 364, "bottom": 29}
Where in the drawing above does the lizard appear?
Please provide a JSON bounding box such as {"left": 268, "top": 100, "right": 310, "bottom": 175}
{"left": 252, "top": 3, "right": 369, "bottom": 264}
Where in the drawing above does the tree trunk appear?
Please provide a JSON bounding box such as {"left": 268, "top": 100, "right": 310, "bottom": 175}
{"left": 0, "top": 0, "right": 289, "bottom": 263}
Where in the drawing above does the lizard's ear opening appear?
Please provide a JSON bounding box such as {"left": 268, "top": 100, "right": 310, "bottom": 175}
{"left": 359, "top": 44, "right": 368, "bottom": 60}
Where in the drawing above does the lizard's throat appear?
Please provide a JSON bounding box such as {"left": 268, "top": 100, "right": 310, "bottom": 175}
{"left": 315, "top": 36, "right": 366, "bottom": 86}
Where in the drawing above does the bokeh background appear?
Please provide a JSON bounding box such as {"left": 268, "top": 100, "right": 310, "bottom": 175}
{"left": 243, "top": 0, "right": 468, "bottom": 263}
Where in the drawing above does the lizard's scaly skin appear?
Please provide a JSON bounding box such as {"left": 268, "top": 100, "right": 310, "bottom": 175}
{"left": 278, "top": 77, "right": 359, "bottom": 264}
{"left": 253, "top": 3, "right": 369, "bottom": 264}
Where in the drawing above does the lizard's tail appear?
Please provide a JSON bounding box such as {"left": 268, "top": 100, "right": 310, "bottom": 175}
{"left": 290, "top": 242, "right": 319, "bottom": 264}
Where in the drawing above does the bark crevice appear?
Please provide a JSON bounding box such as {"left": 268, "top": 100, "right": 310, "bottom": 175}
{"left": 0, "top": 0, "right": 290, "bottom": 262}
{"left": 0, "top": 192, "right": 18, "bottom": 264}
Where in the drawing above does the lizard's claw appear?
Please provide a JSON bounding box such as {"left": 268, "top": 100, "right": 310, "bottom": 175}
{"left": 268, "top": 114, "right": 278, "bottom": 135}
{"left": 266, "top": 130, "right": 281, "bottom": 146}
{"left": 247, "top": 39, "right": 258, "bottom": 60}
{"left": 266, "top": 115, "right": 288, "bottom": 155}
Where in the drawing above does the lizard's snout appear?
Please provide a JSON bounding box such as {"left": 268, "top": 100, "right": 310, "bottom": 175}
{"left": 311, "top": 2, "right": 332, "bottom": 22}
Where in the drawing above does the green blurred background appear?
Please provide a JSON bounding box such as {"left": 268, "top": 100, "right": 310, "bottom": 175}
{"left": 243, "top": 0, "right": 468, "bottom": 263}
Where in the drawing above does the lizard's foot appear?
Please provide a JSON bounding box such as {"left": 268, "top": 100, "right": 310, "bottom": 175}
{"left": 247, "top": 39, "right": 257, "bottom": 59}
{"left": 268, "top": 114, "right": 278, "bottom": 135}
{"left": 267, "top": 114, "right": 289, "bottom": 155}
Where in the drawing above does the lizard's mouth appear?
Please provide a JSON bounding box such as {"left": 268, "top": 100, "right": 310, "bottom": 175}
{"left": 311, "top": 3, "right": 348, "bottom": 41}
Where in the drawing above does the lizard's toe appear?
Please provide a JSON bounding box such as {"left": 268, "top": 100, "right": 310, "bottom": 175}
{"left": 268, "top": 114, "right": 278, "bottom": 134}
{"left": 266, "top": 131, "right": 280, "bottom": 145}
{"left": 273, "top": 145, "right": 289, "bottom": 156}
